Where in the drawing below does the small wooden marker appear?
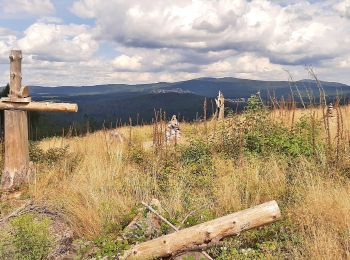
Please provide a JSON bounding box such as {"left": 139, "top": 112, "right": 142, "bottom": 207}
{"left": 0, "top": 50, "right": 78, "bottom": 191}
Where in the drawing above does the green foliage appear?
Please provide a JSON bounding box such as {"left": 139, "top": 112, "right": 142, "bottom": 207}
{"left": 212, "top": 95, "right": 323, "bottom": 159}
{"left": 243, "top": 95, "right": 296, "bottom": 156}
{"left": 209, "top": 219, "right": 302, "bottom": 259}
{"left": 29, "top": 142, "right": 68, "bottom": 164}
{"left": 179, "top": 139, "right": 215, "bottom": 195}
{"left": 243, "top": 116, "right": 318, "bottom": 157}
{"left": 10, "top": 214, "right": 53, "bottom": 260}
{"left": 77, "top": 208, "right": 136, "bottom": 258}
{"left": 93, "top": 236, "right": 129, "bottom": 259}
{"left": 75, "top": 236, "right": 129, "bottom": 259}
{"left": 75, "top": 238, "right": 93, "bottom": 259}
{"left": 182, "top": 256, "right": 206, "bottom": 260}
{"left": 181, "top": 208, "right": 216, "bottom": 228}
{"left": 246, "top": 94, "right": 265, "bottom": 112}
{"left": 180, "top": 139, "right": 212, "bottom": 165}
{"left": 128, "top": 145, "right": 148, "bottom": 166}
{"left": 157, "top": 152, "right": 178, "bottom": 192}
{"left": 101, "top": 206, "right": 139, "bottom": 236}
{"left": 29, "top": 142, "right": 81, "bottom": 173}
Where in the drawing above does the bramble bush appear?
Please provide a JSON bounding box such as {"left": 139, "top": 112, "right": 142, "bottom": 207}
{"left": 212, "top": 94, "right": 323, "bottom": 159}
{"left": 179, "top": 139, "right": 215, "bottom": 189}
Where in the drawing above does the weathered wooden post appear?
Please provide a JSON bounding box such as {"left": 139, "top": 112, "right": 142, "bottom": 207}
{"left": 215, "top": 91, "right": 225, "bottom": 120}
{"left": 2, "top": 50, "right": 30, "bottom": 190}
{"left": 0, "top": 50, "right": 78, "bottom": 191}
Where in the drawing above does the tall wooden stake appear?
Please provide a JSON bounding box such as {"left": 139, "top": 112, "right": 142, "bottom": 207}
{"left": 1, "top": 50, "right": 30, "bottom": 190}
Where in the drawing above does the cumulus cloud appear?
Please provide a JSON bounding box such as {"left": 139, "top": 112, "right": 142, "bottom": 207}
{"left": 112, "top": 54, "right": 142, "bottom": 71}
{"left": 69, "top": 0, "right": 350, "bottom": 67}
{"left": 1, "top": 0, "right": 54, "bottom": 15}
{"left": 16, "top": 23, "right": 99, "bottom": 62}
{"left": 234, "top": 54, "right": 281, "bottom": 74}
{"left": 0, "top": 28, "right": 18, "bottom": 63}
{"left": 2, "top": 0, "right": 350, "bottom": 86}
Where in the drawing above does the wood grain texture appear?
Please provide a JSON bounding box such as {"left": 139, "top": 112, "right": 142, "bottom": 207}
{"left": 9, "top": 50, "right": 22, "bottom": 97}
{"left": 0, "top": 101, "right": 78, "bottom": 112}
{"left": 123, "top": 200, "right": 281, "bottom": 260}
{"left": 1, "top": 50, "right": 30, "bottom": 190}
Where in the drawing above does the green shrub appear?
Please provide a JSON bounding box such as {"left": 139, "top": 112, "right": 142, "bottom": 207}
{"left": 93, "top": 236, "right": 129, "bottom": 259}
{"left": 29, "top": 142, "right": 46, "bottom": 163}
{"left": 75, "top": 236, "right": 129, "bottom": 259}
{"left": 179, "top": 140, "right": 214, "bottom": 190}
{"left": 180, "top": 139, "right": 212, "bottom": 166}
{"left": 209, "top": 219, "right": 302, "bottom": 259}
{"left": 212, "top": 95, "right": 323, "bottom": 159}
{"left": 128, "top": 144, "right": 149, "bottom": 167}
{"left": 29, "top": 142, "right": 81, "bottom": 174}
{"left": 244, "top": 115, "right": 322, "bottom": 158}
{"left": 30, "top": 142, "right": 69, "bottom": 165}
{"left": 10, "top": 214, "right": 52, "bottom": 260}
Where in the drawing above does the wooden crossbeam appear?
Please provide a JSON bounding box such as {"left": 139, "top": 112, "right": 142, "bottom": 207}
{"left": 0, "top": 101, "right": 78, "bottom": 112}
{"left": 0, "top": 50, "right": 78, "bottom": 191}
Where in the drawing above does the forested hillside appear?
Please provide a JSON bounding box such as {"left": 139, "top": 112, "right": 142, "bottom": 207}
{"left": 1, "top": 77, "right": 350, "bottom": 139}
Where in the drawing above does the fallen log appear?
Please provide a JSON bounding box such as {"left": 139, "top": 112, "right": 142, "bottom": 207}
{"left": 123, "top": 200, "right": 281, "bottom": 260}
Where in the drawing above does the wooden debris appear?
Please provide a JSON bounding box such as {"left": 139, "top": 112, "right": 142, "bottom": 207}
{"left": 0, "top": 200, "right": 33, "bottom": 224}
{"left": 122, "top": 199, "right": 166, "bottom": 241}
{"left": 122, "top": 200, "right": 281, "bottom": 260}
{"left": 141, "top": 201, "right": 213, "bottom": 260}
{"left": 141, "top": 201, "right": 179, "bottom": 232}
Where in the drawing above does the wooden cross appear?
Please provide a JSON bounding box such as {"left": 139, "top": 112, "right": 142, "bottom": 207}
{"left": 0, "top": 50, "right": 78, "bottom": 191}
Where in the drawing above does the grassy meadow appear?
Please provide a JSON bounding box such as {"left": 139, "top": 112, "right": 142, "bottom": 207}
{"left": 1, "top": 95, "right": 350, "bottom": 259}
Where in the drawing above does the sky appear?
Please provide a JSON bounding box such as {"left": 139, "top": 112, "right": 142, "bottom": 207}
{"left": 0, "top": 0, "right": 350, "bottom": 86}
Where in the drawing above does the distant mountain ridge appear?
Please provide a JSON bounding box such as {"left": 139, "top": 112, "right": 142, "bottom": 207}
{"left": 2, "top": 77, "right": 349, "bottom": 138}
{"left": 25, "top": 77, "right": 350, "bottom": 98}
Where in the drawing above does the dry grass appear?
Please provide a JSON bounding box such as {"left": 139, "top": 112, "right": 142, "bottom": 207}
{"left": 26, "top": 105, "right": 350, "bottom": 259}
